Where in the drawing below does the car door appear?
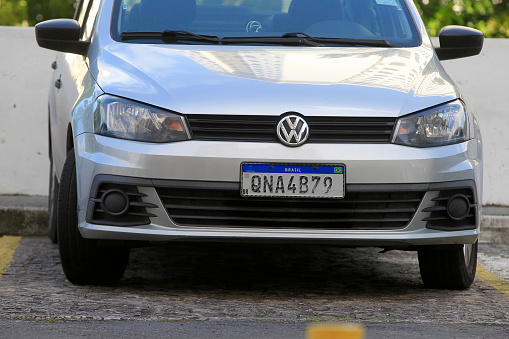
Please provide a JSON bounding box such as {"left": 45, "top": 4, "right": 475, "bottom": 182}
{"left": 50, "top": 0, "right": 97, "bottom": 178}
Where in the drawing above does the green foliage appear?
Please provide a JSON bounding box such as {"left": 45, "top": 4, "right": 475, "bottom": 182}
{"left": 0, "top": 0, "right": 29, "bottom": 26}
{"left": 0, "top": 0, "right": 75, "bottom": 26}
{"left": 413, "top": 0, "right": 509, "bottom": 37}
{"left": 26, "top": 0, "right": 76, "bottom": 25}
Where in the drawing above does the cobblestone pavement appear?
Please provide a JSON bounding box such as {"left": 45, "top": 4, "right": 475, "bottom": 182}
{"left": 1, "top": 237, "right": 509, "bottom": 324}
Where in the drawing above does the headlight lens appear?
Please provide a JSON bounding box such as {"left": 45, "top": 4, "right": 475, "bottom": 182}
{"left": 392, "top": 100, "right": 469, "bottom": 147}
{"left": 94, "top": 95, "right": 191, "bottom": 143}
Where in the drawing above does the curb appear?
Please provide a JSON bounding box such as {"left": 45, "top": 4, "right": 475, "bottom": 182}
{"left": 1, "top": 202, "right": 508, "bottom": 242}
{"left": 0, "top": 206, "right": 48, "bottom": 237}
{"left": 479, "top": 215, "right": 509, "bottom": 244}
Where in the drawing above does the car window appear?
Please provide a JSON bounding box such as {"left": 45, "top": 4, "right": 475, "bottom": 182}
{"left": 112, "top": 0, "right": 419, "bottom": 47}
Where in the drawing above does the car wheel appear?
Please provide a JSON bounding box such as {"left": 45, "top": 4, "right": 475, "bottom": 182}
{"left": 57, "top": 148, "right": 130, "bottom": 285}
{"left": 418, "top": 241, "right": 478, "bottom": 290}
{"left": 48, "top": 159, "right": 59, "bottom": 243}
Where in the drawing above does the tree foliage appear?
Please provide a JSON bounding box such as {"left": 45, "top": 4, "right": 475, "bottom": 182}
{"left": 414, "top": 0, "right": 509, "bottom": 37}
{"left": 0, "top": 0, "right": 508, "bottom": 38}
{"left": 0, "top": 0, "right": 29, "bottom": 26}
{"left": 0, "top": 0, "right": 75, "bottom": 26}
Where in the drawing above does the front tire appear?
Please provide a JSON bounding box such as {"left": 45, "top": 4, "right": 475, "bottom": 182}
{"left": 418, "top": 241, "right": 478, "bottom": 290}
{"left": 57, "top": 148, "right": 130, "bottom": 285}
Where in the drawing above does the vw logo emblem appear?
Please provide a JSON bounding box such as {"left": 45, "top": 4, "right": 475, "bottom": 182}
{"left": 277, "top": 115, "right": 310, "bottom": 147}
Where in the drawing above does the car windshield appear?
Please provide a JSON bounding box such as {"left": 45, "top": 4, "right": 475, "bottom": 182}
{"left": 112, "top": 0, "right": 420, "bottom": 47}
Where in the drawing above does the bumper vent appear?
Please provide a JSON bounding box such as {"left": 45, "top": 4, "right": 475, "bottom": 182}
{"left": 422, "top": 186, "right": 477, "bottom": 231}
{"left": 88, "top": 182, "right": 156, "bottom": 226}
{"left": 155, "top": 182, "right": 425, "bottom": 230}
{"left": 186, "top": 115, "right": 396, "bottom": 143}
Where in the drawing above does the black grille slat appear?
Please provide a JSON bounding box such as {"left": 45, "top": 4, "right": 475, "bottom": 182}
{"left": 129, "top": 201, "right": 158, "bottom": 209}
{"left": 423, "top": 214, "right": 474, "bottom": 222}
{"left": 156, "top": 184, "right": 425, "bottom": 230}
{"left": 310, "top": 122, "right": 395, "bottom": 127}
{"left": 126, "top": 211, "right": 157, "bottom": 218}
{"left": 126, "top": 192, "right": 147, "bottom": 198}
{"left": 163, "top": 203, "right": 417, "bottom": 215}
{"left": 169, "top": 214, "right": 411, "bottom": 224}
{"left": 192, "top": 127, "right": 274, "bottom": 133}
{"left": 186, "top": 115, "right": 396, "bottom": 143}
{"left": 311, "top": 130, "right": 392, "bottom": 135}
{"left": 422, "top": 206, "right": 447, "bottom": 212}
{"left": 432, "top": 195, "right": 473, "bottom": 202}
{"left": 189, "top": 118, "right": 276, "bottom": 124}
{"left": 190, "top": 136, "right": 276, "bottom": 142}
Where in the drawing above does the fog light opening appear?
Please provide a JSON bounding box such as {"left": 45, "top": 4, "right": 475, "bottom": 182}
{"left": 100, "top": 189, "right": 129, "bottom": 216}
{"left": 446, "top": 194, "right": 470, "bottom": 221}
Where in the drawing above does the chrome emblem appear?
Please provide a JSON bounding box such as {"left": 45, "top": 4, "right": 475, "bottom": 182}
{"left": 277, "top": 115, "right": 310, "bottom": 147}
{"left": 246, "top": 21, "right": 262, "bottom": 32}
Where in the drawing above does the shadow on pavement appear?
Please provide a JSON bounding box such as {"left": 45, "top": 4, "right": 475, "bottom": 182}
{"left": 122, "top": 242, "right": 423, "bottom": 296}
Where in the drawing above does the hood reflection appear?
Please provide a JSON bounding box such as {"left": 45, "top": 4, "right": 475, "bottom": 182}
{"left": 179, "top": 46, "right": 437, "bottom": 94}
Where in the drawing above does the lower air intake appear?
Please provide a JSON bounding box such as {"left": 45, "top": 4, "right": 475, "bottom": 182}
{"left": 155, "top": 181, "right": 426, "bottom": 230}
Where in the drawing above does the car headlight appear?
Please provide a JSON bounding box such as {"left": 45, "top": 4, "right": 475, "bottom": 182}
{"left": 94, "top": 95, "right": 191, "bottom": 142}
{"left": 392, "top": 100, "right": 469, "bottom": 147}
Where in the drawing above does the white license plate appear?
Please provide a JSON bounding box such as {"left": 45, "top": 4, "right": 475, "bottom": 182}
{"left": 241, "top": 163, "right": 345, "bottom": 198}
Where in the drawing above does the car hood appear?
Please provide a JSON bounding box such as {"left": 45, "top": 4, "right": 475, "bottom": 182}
{"left": 91, "top": 43, "right": 460, "bottom": 118}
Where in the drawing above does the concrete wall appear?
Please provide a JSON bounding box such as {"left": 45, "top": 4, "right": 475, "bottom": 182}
{"left": 0, "top": 27, "right": 54, "bottom": 196}
{"left": 0, "top": 27, "right": 507, "bottom": 205}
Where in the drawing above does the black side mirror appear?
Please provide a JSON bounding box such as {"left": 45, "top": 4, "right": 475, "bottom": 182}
{"left": 435, "top": 25, "right": 484, "bottom": 61}
{"left": 35, "top": 19, "right": 90, "bottom": 56}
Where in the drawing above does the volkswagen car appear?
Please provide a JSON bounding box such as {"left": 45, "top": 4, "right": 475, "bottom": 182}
{"left": 36, "top": 0, "right": 484, "bottom": 289}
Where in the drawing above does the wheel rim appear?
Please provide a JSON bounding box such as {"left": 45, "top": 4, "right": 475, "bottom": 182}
{"left": 463, "top": 243, "right": 473, "bottom": 266}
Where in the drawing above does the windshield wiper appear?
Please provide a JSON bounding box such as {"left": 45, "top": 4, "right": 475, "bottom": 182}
{"left": 301, "top": 37, "right": 399, "bottom": 47}
{"left": 120, "top": 31, "right": 398, "bottom": 48}
{"left": 222, "top": 32, "right": 398, "bottom": 47}
{"left": 284, "top": 33, "right": 399, "bottom": 47}
{"left": 121, "top": 30, "right": 220, "bottom": 43}
{"left": 222, "top": 33, "right": 323, "bottom": 47}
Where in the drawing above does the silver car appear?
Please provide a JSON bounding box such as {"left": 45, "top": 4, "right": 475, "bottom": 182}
{"left": 36, "top": 0, "right": 484, "bottom": 289}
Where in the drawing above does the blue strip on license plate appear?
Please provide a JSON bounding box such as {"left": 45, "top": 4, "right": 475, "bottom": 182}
{"left": 242, "top": 164, "right": 344, "bottom": 175}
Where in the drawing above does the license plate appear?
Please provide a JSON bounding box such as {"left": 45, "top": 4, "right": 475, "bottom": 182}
{"left": 241, "top": 163, "right": 345, "bottom": 198}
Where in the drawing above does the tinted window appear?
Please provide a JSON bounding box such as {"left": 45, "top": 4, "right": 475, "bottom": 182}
{"left": 112, "top": 0, "right": 419, "bottom": 46}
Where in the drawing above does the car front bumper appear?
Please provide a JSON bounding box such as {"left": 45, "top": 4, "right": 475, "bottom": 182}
{"left": 74, "top": 133, "right": 482, "bottom": 247}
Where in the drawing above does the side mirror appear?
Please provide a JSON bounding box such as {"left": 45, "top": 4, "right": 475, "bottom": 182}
{"left": 35, "top": 19, "right": 90, "bottom": 56}
{"left": 435, "top": 25, "right": 484, "bottom": 61}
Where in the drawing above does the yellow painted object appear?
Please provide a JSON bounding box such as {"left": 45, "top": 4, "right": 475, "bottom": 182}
{"left": 476, "top": 264, "right": 509, "bottom": 296}
{"left": 307, "top": 323, "right": 365, "bottom": 339}
{"left": 0, "top": 236, "right": 22, "bottom": 278}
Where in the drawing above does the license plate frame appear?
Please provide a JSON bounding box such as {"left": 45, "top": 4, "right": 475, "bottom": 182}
{"left": 240, "top": 163, "right": 345, "bottom": 199}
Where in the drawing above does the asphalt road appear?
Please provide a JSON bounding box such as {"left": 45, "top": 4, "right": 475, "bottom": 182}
{"left": 1, "top": 237, "right": 509, "bottom": 338}
{"left": 1, "top": 320, "right": 509, "bottom": 339}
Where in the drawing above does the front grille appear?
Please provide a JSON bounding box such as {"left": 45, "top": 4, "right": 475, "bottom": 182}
{"left": 422, "top": 187, "right": 477, "bottom": 231}
{"left": 186, "top": 115, "right": 396, "bottom": 143}
{"left": 155, "top": 182, "right": 426, "bottom": 230}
